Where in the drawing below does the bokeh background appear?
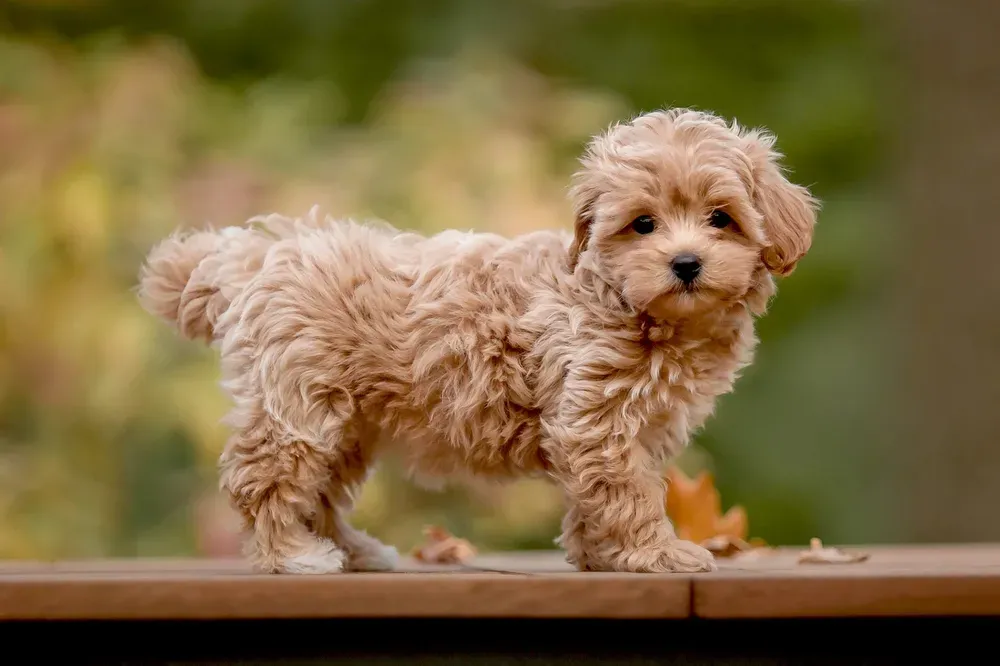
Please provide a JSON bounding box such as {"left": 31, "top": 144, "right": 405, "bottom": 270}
{"left": 3, "top": 0, "right": 991, "bottom": 561}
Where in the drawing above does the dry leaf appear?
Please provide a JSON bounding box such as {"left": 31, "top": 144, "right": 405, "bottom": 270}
{"left": 730, "top": 546, "right": 778, "bottom": 561}
{"left": 797, "top": 537, "right": 870, "bottom": 565}
{"left": 411, "top": 525, "right": 477, "bottom": 564}
{"left": 665, "top": 465, "right": 751, "bottom": 551}
{"left": 701, "top": 534, "right": 753, "bottom": 557}
{"left": 702, "top": 535, "right": 777, "bottom": 559}
{"left": 664, "top": 465, "right": 774, "bottom": 558}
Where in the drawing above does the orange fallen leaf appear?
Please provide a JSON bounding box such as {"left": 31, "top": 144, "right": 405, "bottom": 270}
{"left": 797, "top": 537, "right": 870, "bottom": 565}
{"left": 411, "top": 525, "right": 477, "bottom": 564}
{"left": 666, "top": 465, "right": 748, "bottom": 543}
{"left": 665, "top": 465, "right": 770, "bottom": 557}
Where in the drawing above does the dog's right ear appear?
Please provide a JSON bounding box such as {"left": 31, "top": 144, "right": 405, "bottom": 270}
{"left": 568, "top": 177, "right": 599, "bottom": 272}
{"left": 740, "top": 128, "right": 819, "bottom": 277}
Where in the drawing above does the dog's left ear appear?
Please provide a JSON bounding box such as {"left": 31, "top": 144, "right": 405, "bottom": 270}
{"left": 567, "top": 176, "right": 599, "bottom": 272}
{"left": 742, "top": 130, "right": 820, "bottom": 276}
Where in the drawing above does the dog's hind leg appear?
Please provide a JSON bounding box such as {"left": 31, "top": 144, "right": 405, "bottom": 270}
{"left": 213, "top": 229, "right": 403, "bottom": 573}
{"left": 311, "top": 419, "right": 398, "bottom": 572}
{"left": 220, "top": 400, "right": 353, "bottom": 574}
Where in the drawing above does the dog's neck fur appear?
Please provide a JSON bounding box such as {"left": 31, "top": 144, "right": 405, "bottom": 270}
{"left": 560, "top": 257, "right": 761, "bottom": 466}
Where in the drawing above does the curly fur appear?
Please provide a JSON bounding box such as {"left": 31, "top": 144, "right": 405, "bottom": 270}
{"left": 137, "top": 108, "right": 818, "bottom": 574}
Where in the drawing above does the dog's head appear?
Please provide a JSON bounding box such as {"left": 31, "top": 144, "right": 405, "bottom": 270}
{"left": 568, "top": 108, "right": 818, "bottom": 320}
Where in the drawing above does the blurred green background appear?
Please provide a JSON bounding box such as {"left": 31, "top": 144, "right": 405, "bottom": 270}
{"left": 0, "top": 0, "right": 896, "bottom": 559}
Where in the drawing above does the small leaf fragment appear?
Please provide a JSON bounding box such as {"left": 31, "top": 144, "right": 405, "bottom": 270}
{"left": 411, "top": 525, "right": 477, "bottom": 564}
{"left": 701, "top": 534, "right": 753, "bottom": 557}
{"left": 730, "top": 546, "right": 778, "bottom": 561}
{"left": 797, "top": 537, "right": 870, "bottom": 565}
{"left": 701, "top": 535, "right": 777, "bottom": 559}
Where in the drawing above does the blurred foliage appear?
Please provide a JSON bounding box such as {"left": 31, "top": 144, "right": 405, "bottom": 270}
{"left": 0, "top": 0, "right": 894, "bottom": 559}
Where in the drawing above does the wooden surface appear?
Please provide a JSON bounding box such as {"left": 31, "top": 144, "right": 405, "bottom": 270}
{"left": 0, "top": 551, "right": 690, "bottom": 621}
{"left": 1, "top": 545, "right": 998, "bottom": 621}
{"left": 695, "top": 542, "right": 1000, "bottom": 618}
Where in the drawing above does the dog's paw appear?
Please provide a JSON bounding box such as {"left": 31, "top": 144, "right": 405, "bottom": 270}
{"left": 280, "top": 538, "right": 347, "bottom": 574}
{"left": 346, "top": 542, "right": 399, "bottom": 572}
{"left": 615, "top": 539, "right": 717, "bottom": 574}
{"left": 654, "top": 539, "right": 717, "bottom": 573}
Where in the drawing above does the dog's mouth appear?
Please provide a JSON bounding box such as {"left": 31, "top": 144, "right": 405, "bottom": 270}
{"left": 670, "top": 281, "right": 713, "bottom": 297}
{"left": 669, "top": 277, "right": 733, "bottom": 298}
{"left": 646, "top": 286, "right": 722, "bottom": 319}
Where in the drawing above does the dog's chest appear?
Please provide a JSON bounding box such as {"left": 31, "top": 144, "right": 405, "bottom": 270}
{"left": 635, "top": 320, "right": 757, "bottom": 454}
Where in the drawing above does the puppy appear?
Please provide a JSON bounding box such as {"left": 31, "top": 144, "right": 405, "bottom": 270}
{"left": 138, "top": 108, "right": 817, "bottom": 574}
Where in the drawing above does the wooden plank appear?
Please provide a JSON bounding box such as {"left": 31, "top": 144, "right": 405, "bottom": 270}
{"left": 2, "top": 546, "right": 998, "bottom": 621}
{"left": 0, "top": 551, "right": 577, "bottom": 575}
{"left": 0, "top": 552, "right": 691, "bottom": 620}
{"left": 695, "top": 544, "right": 1000, "bottom": 618}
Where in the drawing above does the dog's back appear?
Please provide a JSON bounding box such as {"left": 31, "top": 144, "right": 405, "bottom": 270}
{"left": 385, "top": 227, "right": 573, "bottom": 478}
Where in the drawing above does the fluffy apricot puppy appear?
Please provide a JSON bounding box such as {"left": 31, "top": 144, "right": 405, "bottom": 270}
{"left": 138, "top": 108, "right": 818, "bottom": 574}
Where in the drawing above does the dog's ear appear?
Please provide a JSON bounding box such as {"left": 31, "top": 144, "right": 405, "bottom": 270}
{"left": 743, "top": 130, "right": 819, "bottom": 276}
{"left": 568, "top": 177, "right": 599, "bottom": 272}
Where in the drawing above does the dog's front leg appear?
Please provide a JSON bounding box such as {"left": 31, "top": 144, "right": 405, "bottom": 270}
{"left": 555, "top": 442, "right": 715, "bottom": 573}
{"left": 548, "top": 394, "right": 716, "bottom": 573}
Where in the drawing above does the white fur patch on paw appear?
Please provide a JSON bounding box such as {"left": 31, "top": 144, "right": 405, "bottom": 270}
{"left": 281, "top": 538, "right": 346, "bottom": 574}
{"left": 347, "top": 543, "right": 399, "bottom": 572}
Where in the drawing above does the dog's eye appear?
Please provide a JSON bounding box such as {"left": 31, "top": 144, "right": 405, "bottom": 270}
{"left": 709, "top": 210, "right": 732, "bottom": 229}
{"left": 631, "top": 215, "right": 656, "bottom": 234}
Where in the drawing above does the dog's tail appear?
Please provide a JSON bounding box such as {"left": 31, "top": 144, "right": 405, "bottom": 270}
{"left": 138, "top": 214, "right": 304, "bottom": 342}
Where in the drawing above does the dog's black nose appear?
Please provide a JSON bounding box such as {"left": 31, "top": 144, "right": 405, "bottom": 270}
{"left": 671, "top": 253, "right": 702, "bottom": 284}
